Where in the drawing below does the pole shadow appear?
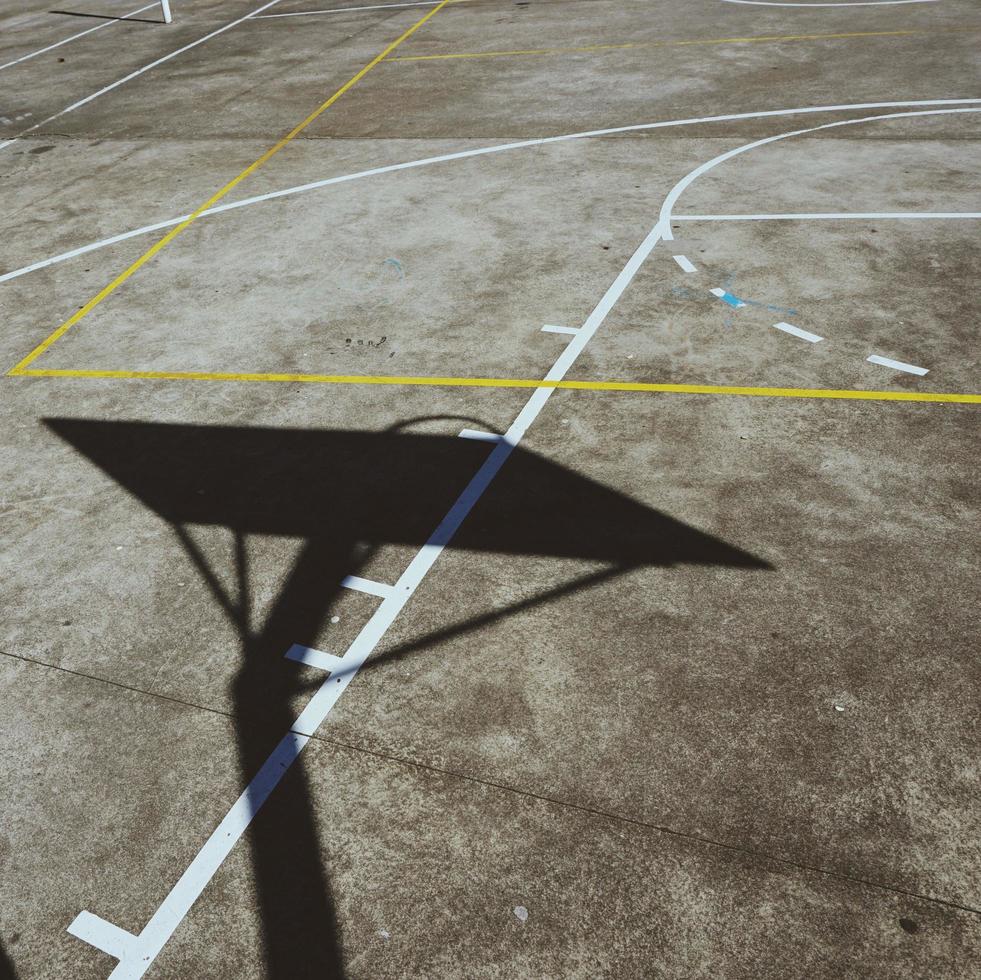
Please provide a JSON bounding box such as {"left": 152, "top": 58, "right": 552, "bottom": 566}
{"left": 46, "top": 415, "right": 771, "bottom": 979}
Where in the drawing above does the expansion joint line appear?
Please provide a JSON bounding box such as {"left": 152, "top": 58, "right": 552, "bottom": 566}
{"left": 7, "top": 0, "right": 454, "bottom": 377}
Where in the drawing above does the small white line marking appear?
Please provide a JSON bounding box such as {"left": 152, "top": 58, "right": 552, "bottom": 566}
{"left": 710, "top": 287, "right": 746, "bottom": 308}
{"left": 67, "top": 912, "right": 137, "bottom": 960}
{"left": 773, "top": 321, "right": 823, "bottom": 343}
{"left": 284, "top": 644, "right": 345, "bottom": 672}
{"left": 0, "top": 2, "right": 159, "bottom": 73}
{"left": 867, "top": 354, "right": 929, "bottom": 376}
{"left": 673, "top": 254, "right": 697, "bottom": 273}
{"left": 541, "top": 324, "right": 580, "bottom": 335}
{"left": 458, "top": 428, "right": 503, "bottom": 442}
{"left": 340, "top": 575, "right": 395, "bottom": 599}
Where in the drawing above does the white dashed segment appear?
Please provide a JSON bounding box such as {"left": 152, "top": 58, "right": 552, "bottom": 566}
{"left": 672, "top": 254, "right": 698, "bottom": 273}
{"left": 710, "top": 287, "right": 746, "bottom": 308}
{"left": 67, "top": 196, "right": 675, "bottom": 980}
{"left": 458, "top": 428, "right": 505, "bottom": 442}
{"left": 867, "top": 354, "right": 929, "bottom": 375}
{"left": 0, "top": 2, "right": 160, "bottom": 73}
{"left": 0, "top": 0, "right": 287, "bottom": 152}
{"left": 541, "top": 324, "right": 581, "bottom": 335}
{"left": 4, "top": 99, "right": 979, "bottom": 285}
{"left": 284, "top": 644, "right": 345, "bottom": 672}
{"left": 773, "top": 321, "right": 823, "bottom": 342}
{"left": 340, "top": 575, "right": 396, "bottom": 599}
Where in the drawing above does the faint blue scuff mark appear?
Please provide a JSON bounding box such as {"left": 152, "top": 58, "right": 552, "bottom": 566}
{"left": 383, "top": 257, "right": 404, "bottom": 279}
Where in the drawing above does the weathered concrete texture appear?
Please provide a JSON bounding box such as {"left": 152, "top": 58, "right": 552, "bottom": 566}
{"left": 0, "top": 0, "right": 979, "bottom": 977}
{"left": 1, "top": 655, "right": 979, "bottom": 980}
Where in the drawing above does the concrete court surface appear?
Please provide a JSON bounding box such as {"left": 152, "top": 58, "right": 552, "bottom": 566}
{"left": 1, "top": 0, "right": 980, "bottom": 976}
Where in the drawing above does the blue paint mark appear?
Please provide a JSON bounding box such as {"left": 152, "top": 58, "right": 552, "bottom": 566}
{"left": 383, "top": 257, "right": 404, "bottom": 279}
{"left": 719, "top": 291, "right": 744, "bottom": 308}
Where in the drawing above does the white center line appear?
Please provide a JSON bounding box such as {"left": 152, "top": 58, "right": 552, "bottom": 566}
{"left": 254, "top": 1, "right": 447, "bottom": 18}
{"left": 672, "top": 254, "right": 697, "bottom": 273}
{"left": 773, "top": 321, "right": 823, "bottom": 343}
{"left": 867, "top": 354, "right": 929, "bottom": 375}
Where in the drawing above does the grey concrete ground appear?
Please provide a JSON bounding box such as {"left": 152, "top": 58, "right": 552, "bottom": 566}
{"left": 1, "top": 0, "right": 979, "bottom": 977}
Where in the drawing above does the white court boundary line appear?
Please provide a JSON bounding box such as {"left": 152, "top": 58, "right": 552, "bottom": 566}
{"left": 0, "top": 0, "right": 288, "bottom": 153}
{"left": 721, "top": 1, "right": 938, "bottom": 7}
{"left": 3, "top": 98, "right": 979, "bottom": 285}
{"left": 0, "top": 2, "right": 160, "bottom": 73}
{"left": 64, "top": 101, "right": 979, "bottom": 979}
{"left": 254, "top": 1, "right": 448, "bottom": 18}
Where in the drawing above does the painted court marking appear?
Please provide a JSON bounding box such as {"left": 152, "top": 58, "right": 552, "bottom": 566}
{"left": 673, "top": 254, "right": 698, "bottom": 273}
{"left": 773, "top": 321, "right": 823, "bottom": 342}
{"left": 254, "top": 0, "right": 461, "bottom": 18}
{"left": 284, "top": 644, "right": 345, "bottom": 672}
{"left": 721, "top": 0, "right": 936, "bottom": 6}
{"left": 341, "top": 574, "right": 396, "bottom": 598}
{"left": 711, "top": 287, "right": 747, "bottom": 308}
{"left": 541, "top": 324, "right": 581, "bottom": 336}
{"left": 65, "top": 148, "right": 697, "bottom": 980}
{"left": 388, "top": 28, "right": 951, "bottom": 62}
{"left": 0, "top": 1, "right": 159, "bottom": 73}
{"left": 0, "top": 0, "right": 290, "bottom": 153}
{"left": 7, "top": 0, "right": 455, "bottom": 375}
{"left": 5, "top": 99, "right": 979, "bottom": 288}
{"left": 867, "top": 354, "right": 929, "bottom": 375}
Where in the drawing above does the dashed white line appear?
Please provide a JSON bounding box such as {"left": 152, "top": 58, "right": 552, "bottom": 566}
{"left": 773, "top": 321, "right": 823, "bottom": 342}
{"left": 458, "top": 428, "right": 504, "bottom": 442}
{"left": 867, "top": 354, "right": 929, "bottom": 375}
{"left": 340, "top": 575, "right": 395, "bottom": 599}
{"left": 540, "top": 324, "right": 581, "bottom": 336}
{"left": 673, "top": 254, "right": 697, "bottom": 273}
{"left": 284, "top": 644, "right": 345, "bottom": 672}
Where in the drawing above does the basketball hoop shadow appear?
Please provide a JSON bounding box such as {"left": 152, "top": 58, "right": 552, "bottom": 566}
{"left": 46, "top": 415, "right": 770, "bottom": 979}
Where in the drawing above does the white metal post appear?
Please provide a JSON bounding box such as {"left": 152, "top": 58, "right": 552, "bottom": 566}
{"left": 160, "top": 0, "right": 172, "bottom": 22}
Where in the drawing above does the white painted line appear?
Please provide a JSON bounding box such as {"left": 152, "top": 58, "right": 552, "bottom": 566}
{"left": 67, "top": 912, "right": 137, "bottom": 961}
{"left": 5, "top": 100, "right": 979, "bottom": 283}
{"left": 673, "top": 254, "right": 697, "bottom": 273}
{"left": 0, "top": 2, "right": 160, "bottom": 73}
{"left": 655, "top": 108, "right": 981, "bottom": 244}
{"left": 722, "top": 0, "right": 937, "bottom": 6}
{"left": 773, "top": 321, "right": 823, "bottom": 342}
{"left": 867, "top": 354, "right": 929, "bottom": 375}
{"left": 67, "top": 197, "right": 673, "bottom": 980}
{"left": 340, "top": 575, "right": 395, "bottom": 599}
{"left": 254, "top": 1, "right": 443, "bottom": 18}
{"left": 458, "top": 428, "right": 503, "bottom": 442}
{"left": 541, "top": 324, "right": 580, "bottom": 335}
{"left": 284, "top": 643, "right": 345, "bottom": 672}
{"left": 0, "top": 0, "right": 287, "bottom": 153}
{"left": 676, "top": 212, "right": 981, "bottom": 222}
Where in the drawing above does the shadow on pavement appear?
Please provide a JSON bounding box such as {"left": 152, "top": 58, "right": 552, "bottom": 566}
{"left": 47, "top": 415, "right": 771, "bottom": 979}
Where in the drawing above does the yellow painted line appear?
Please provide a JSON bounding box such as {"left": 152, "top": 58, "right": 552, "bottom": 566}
{"left": 7, "top": 0, "right": 453, "bottom": 377}
{"left": 13, "top": 368, "right": 981, "bottom": 404}
{"left": 390, "top": 28, "right": 949, "bottom": 62}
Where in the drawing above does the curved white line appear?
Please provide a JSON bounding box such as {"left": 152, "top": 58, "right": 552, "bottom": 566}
{"left": 2, "top": 98, "right": 978, "bottom": 285}
{"left": 655, "top": 107, "right": 981, "bottom": 240}
{"left": 721, "top": 1, "right": 937, "bottom": 7}
{"left": 0, "top": 2, "right": 159, "bottom": 73}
